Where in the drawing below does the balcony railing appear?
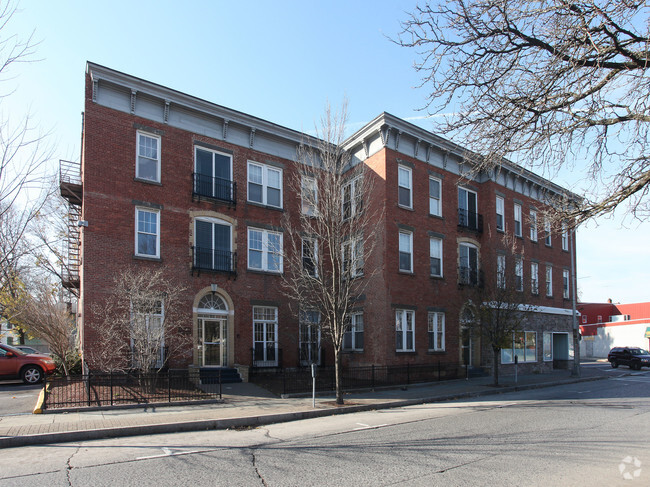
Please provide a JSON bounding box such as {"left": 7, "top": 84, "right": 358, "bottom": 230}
{"left": 192, "top": 173, "right": 236, "bottom": 205}
{"left": 458, "top": 266, "right": 484, "bottom": 287}
{"left": 458, "top": 209, "right": 483, "bottom": 233}
{"left": 192, "top": 247, "right": 237, "bottom": 276}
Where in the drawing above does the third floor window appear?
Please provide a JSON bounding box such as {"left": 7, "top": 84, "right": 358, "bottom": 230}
{"left": 248, "top": 162, "right": 282, "bottom": 208}
{"left": 398, "top": 166, "right": 412, "bottom": 209}
{"left": 194, "top": 147, "right": 234, "bottom": 203}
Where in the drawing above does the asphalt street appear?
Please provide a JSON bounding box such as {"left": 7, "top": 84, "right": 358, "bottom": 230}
{"left": 0, "top": 368, "right": 648, "bottom": 486}
{"left": 0, "top": 382, "right": 40, "bottom": 416}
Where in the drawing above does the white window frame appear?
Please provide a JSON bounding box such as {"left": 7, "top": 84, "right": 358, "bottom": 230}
{"left": 515, "top": 257, "right": 524, "bottom": 291}
{"left": 342, "top": 177, "right": 362, "bottom": 219}
{"left": 530, "top": 210, "right": 538, "bottom": 242}
{"left": 301, "top": 176, "right": 317, "bottom": 216}
{"left": 399, "top": 230, "right": 413, "bottom": 272}
{"left": 428, "top": 312, "right": 445, "bottom": 351}
{"left": 194, "top": 146, "right": 234, "bottom": 201}
{"left": 130, "top": 298, "right": 165, "bottom": 369}
{"left": 531, "top": 262, "right": 539, "bottom": 295}
{"left": 253, "top": 306, "right": 278, "bottom": 367}
{"left": 429, "top": 237, "right": 443, "bottom": 277}
{"left": 247, "top": 161, "right": 283, "bottom": 208}
{"left": 136, "top": 131, "right": 161, "bottom": 183}
{"left": 429, "top": 176, "right": 442, "bottom": 216}
{"left": 514, "top": 203, "right": 522, "bottom": 237}
{"left": 301, "top": 237, "right": 318, "bottom": 277}
{"left": 398, "top": 165, "right": 413, "bottom": 209}
{"left": 342, "top": 237, "right": 364, "bottom": 278}
{"left": 496, "top": 196, "right": 505, "bottom": 232}
{"left": 193, "top": 217, "right": 233, "bottom": 272}
{"left": 343, "top": 312, "right": 364, "bottom": 351}
{"left": 459, "top": 242, "right": 480, "bottom": 286}
{"left": 561, "top": 224, "right": 569, "bottom": 251}
{"left": 545, "top": 218, "right": 552, "bottom": 246}
{"left": 497, "top": 253, "right": 506, "bottom": 289}
{"left": 395, "top": 309, "right": 415, "bottom": 352}
{"left": 546, "top": 265, "right": 553, "bottom": 297}
{"left": 135, "top": 207, "right": 160, "bottom": 258}
{"left": 299, "top": 310, "right": 321, "bottom": 366}
{"left": 501, "top": 331, "right": 537, "bottom": 364}
{"left": 248, "top": 227, "right": 283, "bottom": 273}
{"left": 563, "top": 269, "right": 570, "bottom": 299}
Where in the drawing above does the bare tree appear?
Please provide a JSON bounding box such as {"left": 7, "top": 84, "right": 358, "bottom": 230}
{"left": 281, "top": 102, "right": 382, "bottom": 404}
{"left": 9, "top": 281, "right": 76, "bottom": 376}
{"left": 88, "top": 267, "right": 191, "bottom": 373}
{"left": 395, "top": 1, "right": 650, "bottom": 224}
{"left": 463, "top": 234, "right": 534, "bottom": 386}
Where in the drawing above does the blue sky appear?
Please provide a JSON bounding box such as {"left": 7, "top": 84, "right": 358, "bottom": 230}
{"left": 5, "top": 0, "right": 649, "bottom": 304}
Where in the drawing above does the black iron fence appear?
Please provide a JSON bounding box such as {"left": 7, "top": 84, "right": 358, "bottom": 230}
{"left": 249, "top": 361, "right": 465, "bottom": 396}
{"left": 43, "top": 369, "right": 221, "bottom": 410}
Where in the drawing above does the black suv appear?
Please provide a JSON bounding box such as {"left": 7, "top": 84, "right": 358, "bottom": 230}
{"left": 607, "top": 347, "right": 650, "bottom": 370}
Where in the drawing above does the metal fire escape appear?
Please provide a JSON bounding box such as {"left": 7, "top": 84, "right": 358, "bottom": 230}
{"left": 59, "top": 160, "right": 82, "bottom": 296}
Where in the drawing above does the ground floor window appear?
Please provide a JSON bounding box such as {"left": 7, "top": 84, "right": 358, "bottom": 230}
{"left": 253, "top": 306, "right": 278, "bottom": 367}
{"left": 343, "top": 312, "right": 364, "bottom": 351}
{"left": 501, "top": 331, "right": 536, "bottom": 364}
{"left": 428, "top": 312, "right": 445, "bottom": 351}
{"left": 543, "top": 332, "right": 552, "bottom": 361}
{"left": 299, "top": 310, "right": 321, "bottom": 365}
{"left": 395, "top": 309, "right": 415, "bottom": 352}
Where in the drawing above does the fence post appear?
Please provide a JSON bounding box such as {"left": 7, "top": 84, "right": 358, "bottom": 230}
{"left": 282, "top": 367, "right": 286, "bottom": 396}
{"left": 87, "top": 373, "right": 91, "bottom": 407}
{"left": 110, "top": 372, "right": 114, "bottom": 406}
{"left": 407, "top": 362, "right": 410, "bottom": 385}
{"left": 219, "top": 368, "right": 222, "bottom": 399}
{"left": 168, "top": 369, "right": 172, "bottom": 403}
{"left": 42, "top": 377, "right": 48, "bottom": 411}
{"left": 438, "top": 360, "right": 441, "bottom": 382}
{"left": 371, "top": 365, "right": 375, "bottom": 390}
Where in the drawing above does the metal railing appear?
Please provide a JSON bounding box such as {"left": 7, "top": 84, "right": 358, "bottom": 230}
{"left": 43, "top": 369, "right": 221, "bottom": 410}
{"left": 458, "top": 209, "right": 483, "bottom": 233}
{"left": 192, "top": 173, "right": 236, "bottom": 205}
{"left": 192, "top": 247, "right": 237, "bottom": 275}
{"left": 458, "top": 266, "right": 484, "bottom": 287}
{"left": 249, "top": 361, "right": 464, "bottom": 396}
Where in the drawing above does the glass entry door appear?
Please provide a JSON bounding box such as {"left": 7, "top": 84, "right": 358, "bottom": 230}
{"left": 199, "top": 317, "right": 227, "bottom": 366}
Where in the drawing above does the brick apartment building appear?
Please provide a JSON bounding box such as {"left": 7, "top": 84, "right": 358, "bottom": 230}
{"left": 60, "top": 62, "right": 579, "bottom": 379}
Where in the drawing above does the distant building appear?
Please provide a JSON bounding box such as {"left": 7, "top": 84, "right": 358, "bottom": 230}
{"left": 61, "top": 62, "right": 580, "bottom": 379}
{"left": 579, "top": 301, "right": 650, "bottom": 357}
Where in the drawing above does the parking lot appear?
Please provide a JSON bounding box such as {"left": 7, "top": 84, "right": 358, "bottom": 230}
{"left": 0, "top": 381, "right": 41, "bottom": 415}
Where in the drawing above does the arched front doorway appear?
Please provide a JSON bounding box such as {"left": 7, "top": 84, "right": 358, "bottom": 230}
{"left": 195, "top": 293, "right": 231, "bottom": 367}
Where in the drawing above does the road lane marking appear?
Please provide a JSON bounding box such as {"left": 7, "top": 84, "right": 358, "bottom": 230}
{"left": 136, "top": 447, "right": 201, "bottom": 460}
{"left": 353, "top": 422, "right": 388, "bottom": 431}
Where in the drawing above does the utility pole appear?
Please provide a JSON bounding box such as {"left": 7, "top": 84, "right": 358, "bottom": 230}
{"left": 570, "top": 226, "right": 580, "bottom": 377}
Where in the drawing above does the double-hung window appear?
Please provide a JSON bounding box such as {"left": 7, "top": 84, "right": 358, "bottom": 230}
{"left": 561, "top": 224, "right": 569, "bottom": 251}
{"left": 496, "top": 196, "right": 505, "bottom": 232}
{"left": 135, "top": 208, "right": 160, "bottom": 258}
{"left": 497, "top": 253, "right": 506, "bottom": 289}
{"left": 546, "top": 265, "right": 553, "bottom": 297}
{"left": 194, "top": 218, "right": 233, "bottom": 272}
{"left": 136, "top": 132, "right": 160, "bottom": 182}
{"left": 131, "top": 298, "right": 165, "bottom": 368}
{"left": 530, "top": 210, "right": 538, "bottom": 242}
{"left": 253, "top": 306, "right": 278, "bottom": 367}
{"left": 428, "top": 312, "right": 445, "bottom": 351}
{"left": 399, "top": 231, "right": 413, "bottom": 272}
{"left": 299, "top": 310, "right": 321, "bottom": 365}
{"left": 194, "top": 147, "right": 233, "bottom": 202}
{"left": 395, "top": 309, "right": 415, "bottom": 352}
{"left": 301, "top": 176, "right": 317, "bottom": 216}
{"left": 429, "top": 177, "right": 441, "bottom": 216}
{"left": 248, "top": 228, "right": 283, "bottom": 272}
{"left": 398, "top": 165, "right": 412, "bottom": 208}
{"left": 515, "top": 257, "right": 524, "bottom": 291}
{"left": 302, "top": 237, "right": 318, "bottom": 277}
{"left": 563, "top": 269, "right": 570, "bottom": 299}
{"left": 531, "top": 262, "right": 539, "bottom": 294}
{"left": 430, "top": 237, "right": 443, "bottom": 277}
{"left": 342, "top": 177, "right": 362, "bottom": 219}
{"left": 514, "top": 203, "right": 522, "bottom": 237}
{"left": 248, "top": 162, "right": 282, "bottom": 208}
{"left": 545, "top": 218, "right": 552, "bottom": 246}
{"left": 343, "top": 313, "right": 364, "bottom": 351}
{"left": 342, "top": 237, "right": 364, "bottom": 277}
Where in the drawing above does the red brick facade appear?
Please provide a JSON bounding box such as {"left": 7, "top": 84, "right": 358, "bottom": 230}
{"left": 77, "top": 63, "right": 578, "bottom": 376}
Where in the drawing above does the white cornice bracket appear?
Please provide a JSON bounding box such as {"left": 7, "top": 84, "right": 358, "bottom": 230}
{"left": 395, "top": 131, "right": 402, "bottom": 150}
{"left": 249, "top": 128, "right": 256, "bottom": 148}
{"left": 92, "top": 79, "right": 99, "bottom": 103}
{"left": 414, "top": 139, "right": 421, "bottom": 158}
{"left": 163, "top": 100, "right": 170, "bottom": 124}
{"left": 361, "top": 139, "right": 369, "bottom": 158}
{"left": 130, "top": 90, "right": 137, "bottom": 114}
{"left": 223, "top": 119, "right": 229, "bottom": 140}
{"left": 380, "top": 125, "right": 390, "bottom": 146}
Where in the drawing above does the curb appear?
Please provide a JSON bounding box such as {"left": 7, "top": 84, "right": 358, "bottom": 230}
{"left": 0, "top": 375, "right": 606, "bottom": 449}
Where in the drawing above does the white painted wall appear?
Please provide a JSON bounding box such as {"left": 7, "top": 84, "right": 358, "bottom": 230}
{"left": 581, "top": 322, "right": 650, "bottom": 358}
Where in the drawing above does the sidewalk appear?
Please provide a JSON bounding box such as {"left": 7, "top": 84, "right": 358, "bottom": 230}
{"left": 0, "top": 363, "right": 613, "bottom": 449}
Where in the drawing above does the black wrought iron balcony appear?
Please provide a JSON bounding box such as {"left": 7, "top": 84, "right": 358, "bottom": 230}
{"left": 192, "top": 247, "right": 237, "bottom": 276}
{"left": 192, "top": 173, "right": 236, "bottom": 205}
{"left": 458, "top": 209, "right": 483, "bottom": 233}
{"left": 458, "top": 266, "right": 484, "bottom": 287}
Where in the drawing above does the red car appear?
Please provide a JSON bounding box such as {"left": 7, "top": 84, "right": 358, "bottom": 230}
{"left": 0, "top": 343, "right": 56, "bottom": 384}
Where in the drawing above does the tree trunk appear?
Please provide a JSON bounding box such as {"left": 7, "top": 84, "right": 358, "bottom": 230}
{"left": 334, "top": 347, "right": 343, "bottom": 405}
{"left": 492, "top": 347, "right": 499, "bottom": 386}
